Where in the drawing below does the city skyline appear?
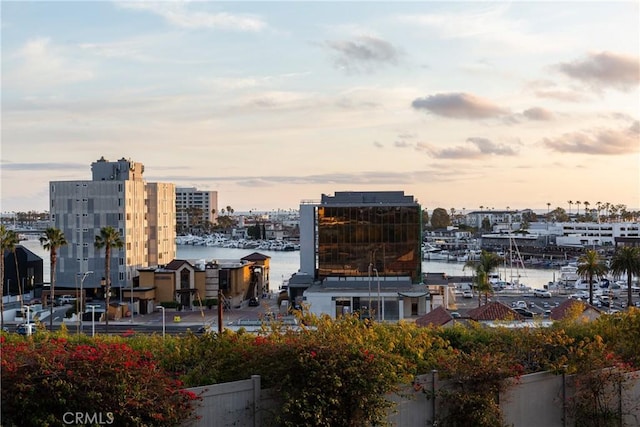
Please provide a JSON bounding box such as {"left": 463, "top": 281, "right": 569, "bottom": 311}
{"left": 2, "top": 2, "right": 639, "bottom": 213}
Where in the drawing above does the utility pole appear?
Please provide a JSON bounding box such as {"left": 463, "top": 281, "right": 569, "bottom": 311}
{"left": 217, "top": 288, "right": 223, "bottom": 333}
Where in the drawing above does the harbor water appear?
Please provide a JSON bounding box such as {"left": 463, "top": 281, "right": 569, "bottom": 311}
{"left": 23, "top": 237, "right": 556, "bottom": 290}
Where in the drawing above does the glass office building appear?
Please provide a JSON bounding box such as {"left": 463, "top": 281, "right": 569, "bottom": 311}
{"left": 315, "top": 192, "right": 422, "bottom": 283}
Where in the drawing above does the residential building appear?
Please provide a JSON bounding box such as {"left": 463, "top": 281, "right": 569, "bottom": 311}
{"left": 297, "top": 191, "right": 429, "bottom": 321}
{"left": 1, "top": 245, "right": 43, "bottom": 297}
{"left": 136, "top": 252, "right": 270, "bottom": 312}
{"left": 176, "top": 187, "right": 218, "bottom": 233}
{"left": 48, "top": 156, "right": 176, "bottom": 292}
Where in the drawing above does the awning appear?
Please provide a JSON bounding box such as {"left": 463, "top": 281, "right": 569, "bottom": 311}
{"left": 175, "top": 288, "right": 198, "bottom": 294}
{"left": 397, "top": 291, "right": 430, "bottom": 298}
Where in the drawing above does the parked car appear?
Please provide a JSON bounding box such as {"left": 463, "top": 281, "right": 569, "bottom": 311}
{"left": 569, "top": 291, "right": 589, "bottom": 300}
{"left": 513, "top": 307, "right": 534, "bottom": 318}
{"left": 248, "top": 297, "right": 259, "bottom": 307}
{"left": 462, "top": 290, "right": 473, "bottom": 299}
{"left": 512, "top": 300, "right": 527, "bottom": 309}
{"left": 533, "top": 289, "right": 552, "bottom": 298}
{"left": 57, "top": 295, "right": 77, "bottom": 305}
{"left": 16, "top": 322, "right": 37, "bottom": 336}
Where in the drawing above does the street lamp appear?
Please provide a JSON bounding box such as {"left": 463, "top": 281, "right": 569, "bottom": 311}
{"left": 156, "top": 306, "right": 166, "bottom": 339}
{"left": 368, "top": 263, "right": 373, "bottom": 318}
{"left": 130, "top": 282, "right": 135, "bottom": 323}
{"left": 77, "top": 271, "right": 93, "bottom": 332}
{"left": 373, "top": 268, "right": 382, "bottom": 322}
{"left": 91, "top": 305, "right": 96, "bottom": 337}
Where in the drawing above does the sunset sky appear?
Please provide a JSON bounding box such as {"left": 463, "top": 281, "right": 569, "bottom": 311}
{"left": 2, "top": 1, "right": 639, "bottom": 214}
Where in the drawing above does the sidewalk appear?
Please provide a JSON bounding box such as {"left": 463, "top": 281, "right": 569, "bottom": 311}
{"left": 111, "top": 297, "right": 283, "bottom": 329}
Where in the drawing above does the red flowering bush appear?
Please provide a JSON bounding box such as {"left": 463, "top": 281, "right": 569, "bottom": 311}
{"left": 1, "top": 336, "right": 200, "bottom": 426}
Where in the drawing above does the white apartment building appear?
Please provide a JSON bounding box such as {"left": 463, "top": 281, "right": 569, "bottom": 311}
{"left": 49, "top": 156, "right": 176, "bottom": 289}
{"left": 555, "top": 222, "right": 640, "bottom": 247}
{"left": 176, "top": 187, "right": 218, "bottom": 233}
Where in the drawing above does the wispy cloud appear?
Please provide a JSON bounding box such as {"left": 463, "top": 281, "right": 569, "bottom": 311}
{"left": 7, "top": 37, "right": 94, "bottom": 89}
{"left": 556, "top": 51, "right": 640, "bottom": 91}
{"left": 324, "top": 35, "right": 401, "bottom": 73}
{"left": 396, "top": 5, "right": 569, "bottom": 53}
{"left": 411, "top": 93, "right": 506, "bottom": 119}
{"left": 522, "top": 107, "right": 554, "bottom": 121}
{"left": 416, "top": 137, "right": 519, "bottom": 159}
{"left": 1, "top": 161, "right": 88, "bottom": 171}
{"left": 543, "top": 121, "right": 640, "bottom": 155}
{"left": 116, "top": 2, "right": 267, "bottom": 32}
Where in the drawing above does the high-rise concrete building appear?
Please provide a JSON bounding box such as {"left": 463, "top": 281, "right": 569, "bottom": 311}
{"left": 175, "top": 187, "right": 218, "bottom": 233}
{"left": 49, "top": 156, "right": 176, "bottom": 291}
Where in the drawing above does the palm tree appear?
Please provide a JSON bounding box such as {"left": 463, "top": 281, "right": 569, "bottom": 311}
{"left": 94, "top": 226, "right": 124, "bottom": 334}
{"left": 575, "top": 201, "right": 581, "bottom": 217}
{"left": 609, "top": 246, "right": 640, "bottom": 309}
{"left": 464, "top": 251, "right": 503, "bottom": 306}
{"left": 583, "top": 201, "right": 590, "bottom": 220}
{"left": 40, "top": 227, "right": 68, "bottom": 330}
{"left": 576, "top": 249, "right": 608, "bottom": 306}
{"left": 568, "top": 200, "right": 573, "bottom": 215}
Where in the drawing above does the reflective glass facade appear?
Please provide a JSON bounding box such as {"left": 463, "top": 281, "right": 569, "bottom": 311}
{"left": 317, "top": 204, "right": 422, "bottom": 282}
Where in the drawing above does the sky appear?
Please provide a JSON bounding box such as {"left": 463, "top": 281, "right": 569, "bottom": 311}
{"left": 1, "top": 1, "right": 639, "bottom": 214}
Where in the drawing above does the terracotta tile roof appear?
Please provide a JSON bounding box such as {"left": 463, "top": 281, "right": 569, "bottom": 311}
{"left": 416, "top": 306, "right": 453, "bottom": 327}
{"left": 550, "top": 299, "right": 601, "bottom": 321}
{"left": 241, "top": 252, "right": 271, "bottom": 261}
{"left": 467, "top": 301, "right": 524, "bottom": 321}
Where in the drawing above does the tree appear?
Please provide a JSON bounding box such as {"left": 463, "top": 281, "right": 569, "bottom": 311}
{"left": 430, "top": 208, "right": 450, "bottom": 229}
{"left": 95, "top": 226, "right": 124, "bottom": 334}
{"left": 609, "top": 246, "right": 640, "bottom": 309}
{"left": 421, "top": 209, "right": 429, "bottom": 228}
{"left": 576, "top": 249, "right": 608, "bottom": 306}
{"left": 464, "top": 250, "right": 503, "bottom": 306}
{"left": 40, "top": 227, "right": 68, "bottom": 330}
{"left": 568, "top": 200, "right": 573, "bottom": 215}
{"left": 247, "top": 223, "right": 261, "bottom": 240}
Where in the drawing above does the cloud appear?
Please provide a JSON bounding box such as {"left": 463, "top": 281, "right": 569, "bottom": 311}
{"left": 556, "top": 51, "right": 640, "bottom": 91}
{"left": 523, "top": 107, "right": 554, "bottom": 121}
{"left": 324, "top": 35, "right": 401, "bottom": 73}
{"left": 117, "top": 2, "right": 266, "bottom": 32}
{"left": 7, "top": 37, "right": 94, "bottom": 89}
{"left": 411, "top": 93, "right": 506, "bottom": 119}
{"left": 543, "top": 121, "right": 640, "bottom": 155}
{"left": 395, "top": 5, "right": 570, "bottom": 54}
{"left": 416, "top": 137, "right": 519, "bottom": 159}
{"left": 527, "top": 80, "right": 590, "bottom": 102}
{"left": 0, "top": 161, "right": 88, "bottom": 171}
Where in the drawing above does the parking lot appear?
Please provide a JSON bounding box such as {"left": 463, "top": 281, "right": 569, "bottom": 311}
{"left": 454, "top": 288, "right": 639, "bottom": 318}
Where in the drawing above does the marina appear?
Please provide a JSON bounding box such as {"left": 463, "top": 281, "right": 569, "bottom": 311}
{"left": 21, "top": 237, "right": 564, "bottom": 291}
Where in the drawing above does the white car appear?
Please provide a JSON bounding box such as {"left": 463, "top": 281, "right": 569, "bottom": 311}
{"left": 569, "top": 291, "right": 589, "bottom": 300}
{"left": 512, "top": 300, "right": 527, "bottom": 309}
{"left": 57, "top": 295, "right": 77, "bottom": 305}
{"left": 462, "top": 290, "right": 473, "bottom": 298}
{"left": 533, "top": 289, "right": 552, "bottom": 298}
